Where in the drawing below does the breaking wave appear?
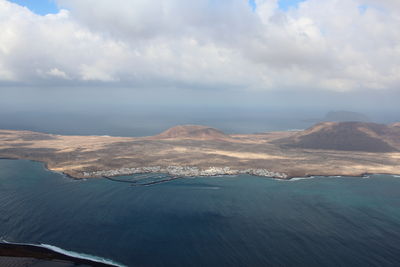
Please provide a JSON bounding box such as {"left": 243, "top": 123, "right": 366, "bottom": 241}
{"left": 1, "top": 240, "right": 125, "bottom": 267}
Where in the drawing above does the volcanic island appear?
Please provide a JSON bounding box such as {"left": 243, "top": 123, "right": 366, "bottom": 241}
{"left": 0, "top": 121, "right": 400, "bottom": 180}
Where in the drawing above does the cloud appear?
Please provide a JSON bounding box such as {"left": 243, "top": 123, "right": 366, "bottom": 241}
{"left": 0, "top": 0, "right": 399, "bottom": 92}
{"left": 42, "top": 68, "right": 69, "bottom": 79}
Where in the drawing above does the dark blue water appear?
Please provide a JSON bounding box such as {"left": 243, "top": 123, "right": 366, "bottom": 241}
{"left": 1, "top": 159, "right": 400, "bottom": 266}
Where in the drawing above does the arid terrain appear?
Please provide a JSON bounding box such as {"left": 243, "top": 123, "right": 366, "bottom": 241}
{"left": 0, "top": 122, "right": 399, "bottom": 179}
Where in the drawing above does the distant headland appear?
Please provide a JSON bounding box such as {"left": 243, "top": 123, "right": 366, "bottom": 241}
{"left": 0, "top": 122, "right": 399, "bottom": 179}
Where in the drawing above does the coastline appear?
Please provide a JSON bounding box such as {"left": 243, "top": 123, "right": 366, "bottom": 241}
{"left": 54, "top": 165, "right": 400, "bottom": 181}
{"left": 2, "top": 157, "right": 399, "bottom": 182}
{"left": 0, "top": 241, "right": 123, "bottom": 267}
{"left": 64, "top": 164, "right": 400, "bottom": 181}
{"left": 82, "top": 166, "right": 289, "bottom": 179}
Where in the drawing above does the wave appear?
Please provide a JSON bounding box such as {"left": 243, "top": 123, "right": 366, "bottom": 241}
{"left": 275, "top": 176, "right": 316, "bottom": 182}
{"left": 277, "top": 175, "right": 373, "bottom": 182}
{"left": 197, "top": 186, "right": 220, "bottom": 190}
{"left": 41, "top": 244, "right": 125, "bottom": 266}
{"left": 1, "top": 240, "right": 126, "bottom": 267}
{"left": 290, "top": 177, "right": 314, "bottom": 181}
{"left": 392, "top": 175, "right": 400, "bottom": 178}
{"left": 279, "top": 175, "right": 378, "bottom": 181}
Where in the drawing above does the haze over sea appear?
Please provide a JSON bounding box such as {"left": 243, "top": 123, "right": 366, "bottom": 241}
{"left": 1, "top": 159, "right": 400, "bottom": 266}
{"left": 1, "top": 106, "right": 398, "bottom": 137}
{"left": 0, "top": 106, "right": 318, "bottom": 136}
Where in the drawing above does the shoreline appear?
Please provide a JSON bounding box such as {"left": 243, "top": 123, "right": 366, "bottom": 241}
{"left": 51, "top": 167, "right": 400, "bottom": 182}
{"left": 1, "top": 158, "right": 399, "bottom": 181}
{"left": 82, "top": 166, "right": 290, "bottom": 180}
{"left": 0, "top": 241, "right": 123, "bottom": 267}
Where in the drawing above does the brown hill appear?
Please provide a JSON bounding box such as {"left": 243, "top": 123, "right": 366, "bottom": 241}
{"left": 152, "top": 125, "right": 231, "bottom": 140}
{"left": 277, "top": 122, "right": 399, "bottom": 152}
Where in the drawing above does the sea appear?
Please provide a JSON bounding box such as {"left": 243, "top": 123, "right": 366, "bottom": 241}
{"left": 0, "top": 107, "right": 321, "bottom": 136}
{"left": 1, "top": 159, "right": 400, "bottom": 266}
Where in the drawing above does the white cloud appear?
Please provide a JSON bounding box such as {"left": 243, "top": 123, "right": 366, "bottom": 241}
{"left": 44, "top": 68, "right": 69, "bottom": 79}
{"left": 0, "top": 0, "right": 399, "bottom": 92}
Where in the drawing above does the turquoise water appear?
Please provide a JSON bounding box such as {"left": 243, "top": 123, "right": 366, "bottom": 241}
{"left": 1, "top": 159, "right": 400, "bottom": 266}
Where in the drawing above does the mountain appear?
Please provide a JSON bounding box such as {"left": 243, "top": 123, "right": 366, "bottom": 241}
{"left": 277, "top": 122, "right": 399, "bottom": 152}
{"left": 152, "top": 125, "right": 230, "bottom": 140}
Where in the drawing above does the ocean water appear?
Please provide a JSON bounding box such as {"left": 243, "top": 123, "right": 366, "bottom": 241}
{"left": 0, "top": 109, "right": 315, "bottom": 136}
{"left": 1, "top": 159, "right": 400, "bottom": 266}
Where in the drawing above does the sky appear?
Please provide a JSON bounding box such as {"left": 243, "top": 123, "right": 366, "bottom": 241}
{"left": 0, "top": 0, "right": 400, "bottom": 118}
{"left": 9, "top": 0, "right": 306, "bottom": 15}
{"left": 7, "top": 0, "right": 58, "bottom": 15}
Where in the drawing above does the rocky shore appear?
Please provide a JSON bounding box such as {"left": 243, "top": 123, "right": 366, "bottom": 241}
{"left": 83, "top": 166, "right": 289, "bottom": 179}
{"left": 0, "top": 242, "right": 119, "bottom": 267}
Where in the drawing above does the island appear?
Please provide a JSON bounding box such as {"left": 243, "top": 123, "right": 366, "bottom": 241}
{"left": 0, "top": 122, "right": 399, "bottom": 179}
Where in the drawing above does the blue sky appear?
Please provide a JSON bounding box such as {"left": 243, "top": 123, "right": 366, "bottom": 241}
{"left": 8, "top": 0, "right": 58, "bottom": 15}
{"left": 9, "top": 0, "right": 306, "bottom": 15}
{"left": 249, "top": 0, "right": 305, "bottom": 11}
{"left": 277, "top": 0, "right": 305, "bottom": 10}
